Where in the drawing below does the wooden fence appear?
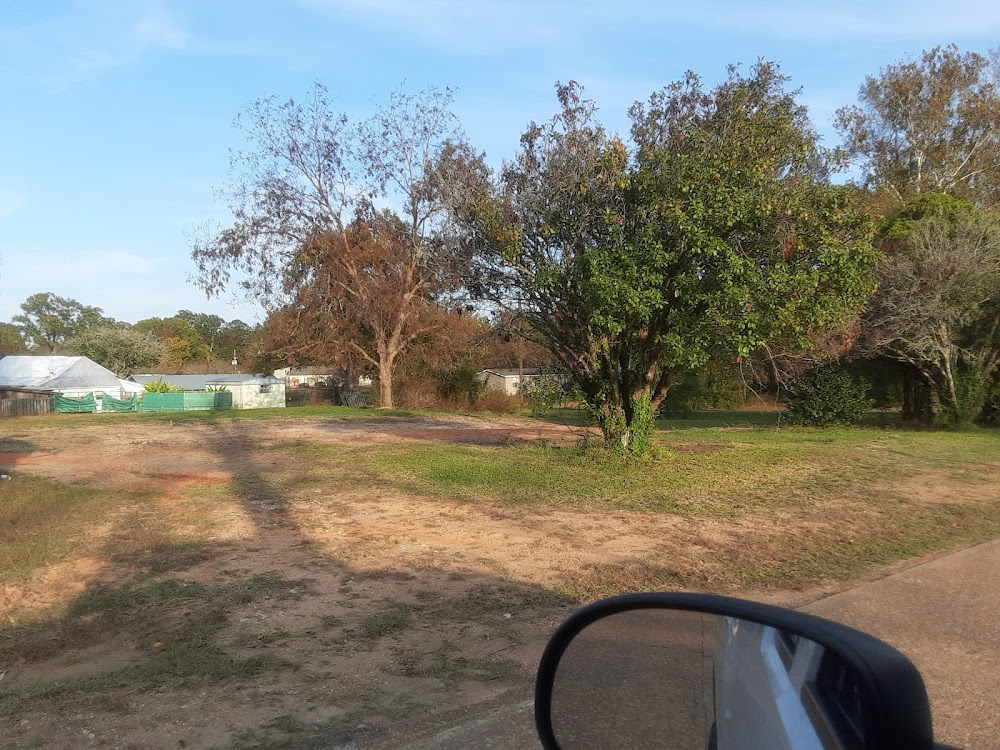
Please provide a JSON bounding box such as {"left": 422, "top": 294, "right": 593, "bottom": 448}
{"left": 0, "top": 395, "right": 53, "bottom": 418}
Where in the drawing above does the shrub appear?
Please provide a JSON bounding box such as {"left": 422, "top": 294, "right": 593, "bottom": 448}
{"left": 938, "top": 365, "right": 995, "bottom": 427}
{"left": 785, "top": 366, "right": 872, "bottom": 426}
{"left": 142, "top": 377, "right": 182, "bottom": 393}
{"left": 657, "top": 362, "right": 748, "bottom": 417}
{"left": 980, "top": 383, "right": 1000, "bottom": 426}
{"left": 520, "top": 374, "right": 567, "bottom": 416}
{"left": 433, "top": 365, "right": 487, "bottom": 405}
{"left": 470, "top": 390, "right": 524, "bottom": 413}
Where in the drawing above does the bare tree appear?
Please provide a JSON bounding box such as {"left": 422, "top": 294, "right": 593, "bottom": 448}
{"left": 192, "top": 83, "right": 479, "bottom": 407}
{"left": 861, "top": 204, "right": 1000, "bottom": 424}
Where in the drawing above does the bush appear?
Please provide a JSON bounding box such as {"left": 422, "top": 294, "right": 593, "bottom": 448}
{"left": 433, "top": 365, "right": 487, "bottom": 405}
{"left": 657, "top": 362, "right": 748, "bottom": 417}
{"left": 521, "top": 374, "right": 568, "bottom": 416}
{"left": 938, "top": 364, "right": 997, "bottom": 427}
{"left": 981, "top": 383, "right": 1000, "bottom": 426}
{"left": 142, "top": 377, "right": 182, "bottom": 393}
{"left": 785, "top": 366, "right": 872, "bottom": 426}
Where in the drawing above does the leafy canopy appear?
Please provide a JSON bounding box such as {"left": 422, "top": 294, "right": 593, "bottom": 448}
{"left": 12, "top": 292, "right": 113, "bottom": 353}
{"left": 460, "top": 63, "right": 878, "bottom": 453}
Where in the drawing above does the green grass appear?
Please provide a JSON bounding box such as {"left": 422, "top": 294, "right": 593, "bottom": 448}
{"left": 271, "top": 425, "right": 999, "bottom": 515}
{"left": 266, "top": 421, "right": 1000, "bottom": 594}
{"left": 0, "top": 475, "right": 121, "bottom": 584}
{"left": 542, "top": 406, "right": 784, "bottom": 430}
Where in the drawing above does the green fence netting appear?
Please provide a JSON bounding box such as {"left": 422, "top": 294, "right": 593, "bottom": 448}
{"left": 54, "top": 393, "right": 97, "bottom": 413}
{"left": 140, "top": 392, "right": 184, "bottom": 412}
{"left": 102, "top": 394, "right": 139, "bottom": 412}
{"left": 140, "top": 392, "right": 233, "bottom": 412}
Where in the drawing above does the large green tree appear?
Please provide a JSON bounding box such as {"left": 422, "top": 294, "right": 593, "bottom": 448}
{"left": 67, "top": 325, "right": 166, "bottom": 377}
{"left": 459, "top": 66, "right": 878, "bottom": 454}
{"left": 836, "top": 45, "right": 1000, "bottom": 207}
{"left": 174, "top": 310, "right": 226, "bottom": 358}
{"left": 134, "top": 317, "right": 211, "bottom": 367}
{"left": 0, "top": 322, "right": 27, "bottom": 355}
{"left": 12, "top": 292, "right": 113, "bottom": 352}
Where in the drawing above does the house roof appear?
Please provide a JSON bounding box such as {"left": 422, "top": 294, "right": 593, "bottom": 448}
{"left": 131, "top": 374, "right": 215, "bottom": 391}
{"left": 0, "top": 355, "right": 121, "bottom": 390}
{"left": 206, "top": 374, "right": 283, "bottom": 385}
{"left": 132, "top": 373, "right": 283, "bottom": 390}
{"left": 119, "top": 379, "right": 145, "bottom": 394}
{"left": 481, "top": 368, "right": 561, "bottom": 378}
{"left": 275, "top": 366, "right": 335, "bottom": 376}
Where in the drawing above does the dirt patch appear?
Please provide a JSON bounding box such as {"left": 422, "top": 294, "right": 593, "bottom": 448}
{"left": 886, "top": 468, "right": 1000, "bottom": 506}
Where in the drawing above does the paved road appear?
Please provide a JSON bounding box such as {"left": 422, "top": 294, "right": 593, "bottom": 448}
{"left": 405, "top": 539, "right": 1000, "bottom": 750}
{"left": 804, "top": 539, "right": 1000, "bottom": 750}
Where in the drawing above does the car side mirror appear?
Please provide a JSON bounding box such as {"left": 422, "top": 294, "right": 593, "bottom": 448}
{"left": 535, "top": 593, "right": 934, "bottom": 750}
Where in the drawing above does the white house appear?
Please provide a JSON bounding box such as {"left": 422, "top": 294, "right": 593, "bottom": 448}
{"left": 273, "top": 367, "right": 374, "bottom": 388}
{"left": 0, "top": 355, "right": 131, "bottom": 400}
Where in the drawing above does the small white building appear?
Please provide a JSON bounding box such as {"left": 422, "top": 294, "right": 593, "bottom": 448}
{"left": 206, "top": 374, "right": 285, "bottom": 409}
{"left": 273, "top": 367, "right": 374, "bottom": 389}
{"left": 480, "top": 368, "right": 565, "bottom": 396}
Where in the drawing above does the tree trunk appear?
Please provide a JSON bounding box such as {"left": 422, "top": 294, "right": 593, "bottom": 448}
{"left": 377, "top": 363, "right": 394, "bottom": 408}
{"left": 376, "top": 346, "right": 395, "bottom": 409}
{"left": 902, "top": 375, "right": 934, "bottom": 424}
{"left": 594, "top": 389, "right": 656, "bottom": 456}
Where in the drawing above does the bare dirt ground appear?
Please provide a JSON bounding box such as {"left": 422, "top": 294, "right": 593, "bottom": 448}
{"left": 0, "top": 414, "right": 996, "bottom": 749}
{"left": 0, "top": 416, "right": 676, "bottom": 750}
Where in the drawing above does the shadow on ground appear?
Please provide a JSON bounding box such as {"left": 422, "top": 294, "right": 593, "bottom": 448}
{"left": 0, "top": 422, "right": 574, "bottom": 750}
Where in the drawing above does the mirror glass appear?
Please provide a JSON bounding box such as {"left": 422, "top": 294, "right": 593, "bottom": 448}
{"left": 548, "top": 610, "right": 868, "bottom": 750}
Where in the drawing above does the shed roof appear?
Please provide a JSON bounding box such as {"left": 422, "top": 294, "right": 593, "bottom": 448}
{"left": 131, "top": 374, "right": 215, "bottom": 391}
{"left": 481, "top": 368, "right": 561, "bottom": 378}
{"left": 0, "top": 355, "right": 121, "bottom": 390}
{"left": 132, "top": 373, "right": 283, "bottom": 391}
{"left": 206, "top": 374, "right": 283, "bottom": 385}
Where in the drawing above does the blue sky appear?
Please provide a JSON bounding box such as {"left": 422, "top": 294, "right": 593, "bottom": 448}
{"left": 1, "top": 0, "right": 998, "bottom": 326}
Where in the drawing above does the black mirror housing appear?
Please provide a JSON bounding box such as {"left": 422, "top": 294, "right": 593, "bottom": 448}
{"left": 535, "top": 593, "right": 934, "bottom": 750}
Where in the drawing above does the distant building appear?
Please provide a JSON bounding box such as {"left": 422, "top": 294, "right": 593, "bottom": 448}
{"left": 131, "top": 373, "right": 286, "bottom": 409}
{"left": 480, "top": 367, "right": 565, "bottom": 396}
{"left": 273, "top": 367, "right": 374, "bottom": 388}
{"left": 273, "top": 366, "right": 335, "bottom": 388}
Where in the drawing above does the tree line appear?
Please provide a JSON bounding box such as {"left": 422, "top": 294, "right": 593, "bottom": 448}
{"left": 191, "top": 44, "right": 1000, "bottom": 452}
{"left": 0, "top": 293, "right": 259, "bottom": 376}
{"left": 13, "top": 44, "right": 999, "bottom": 453}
